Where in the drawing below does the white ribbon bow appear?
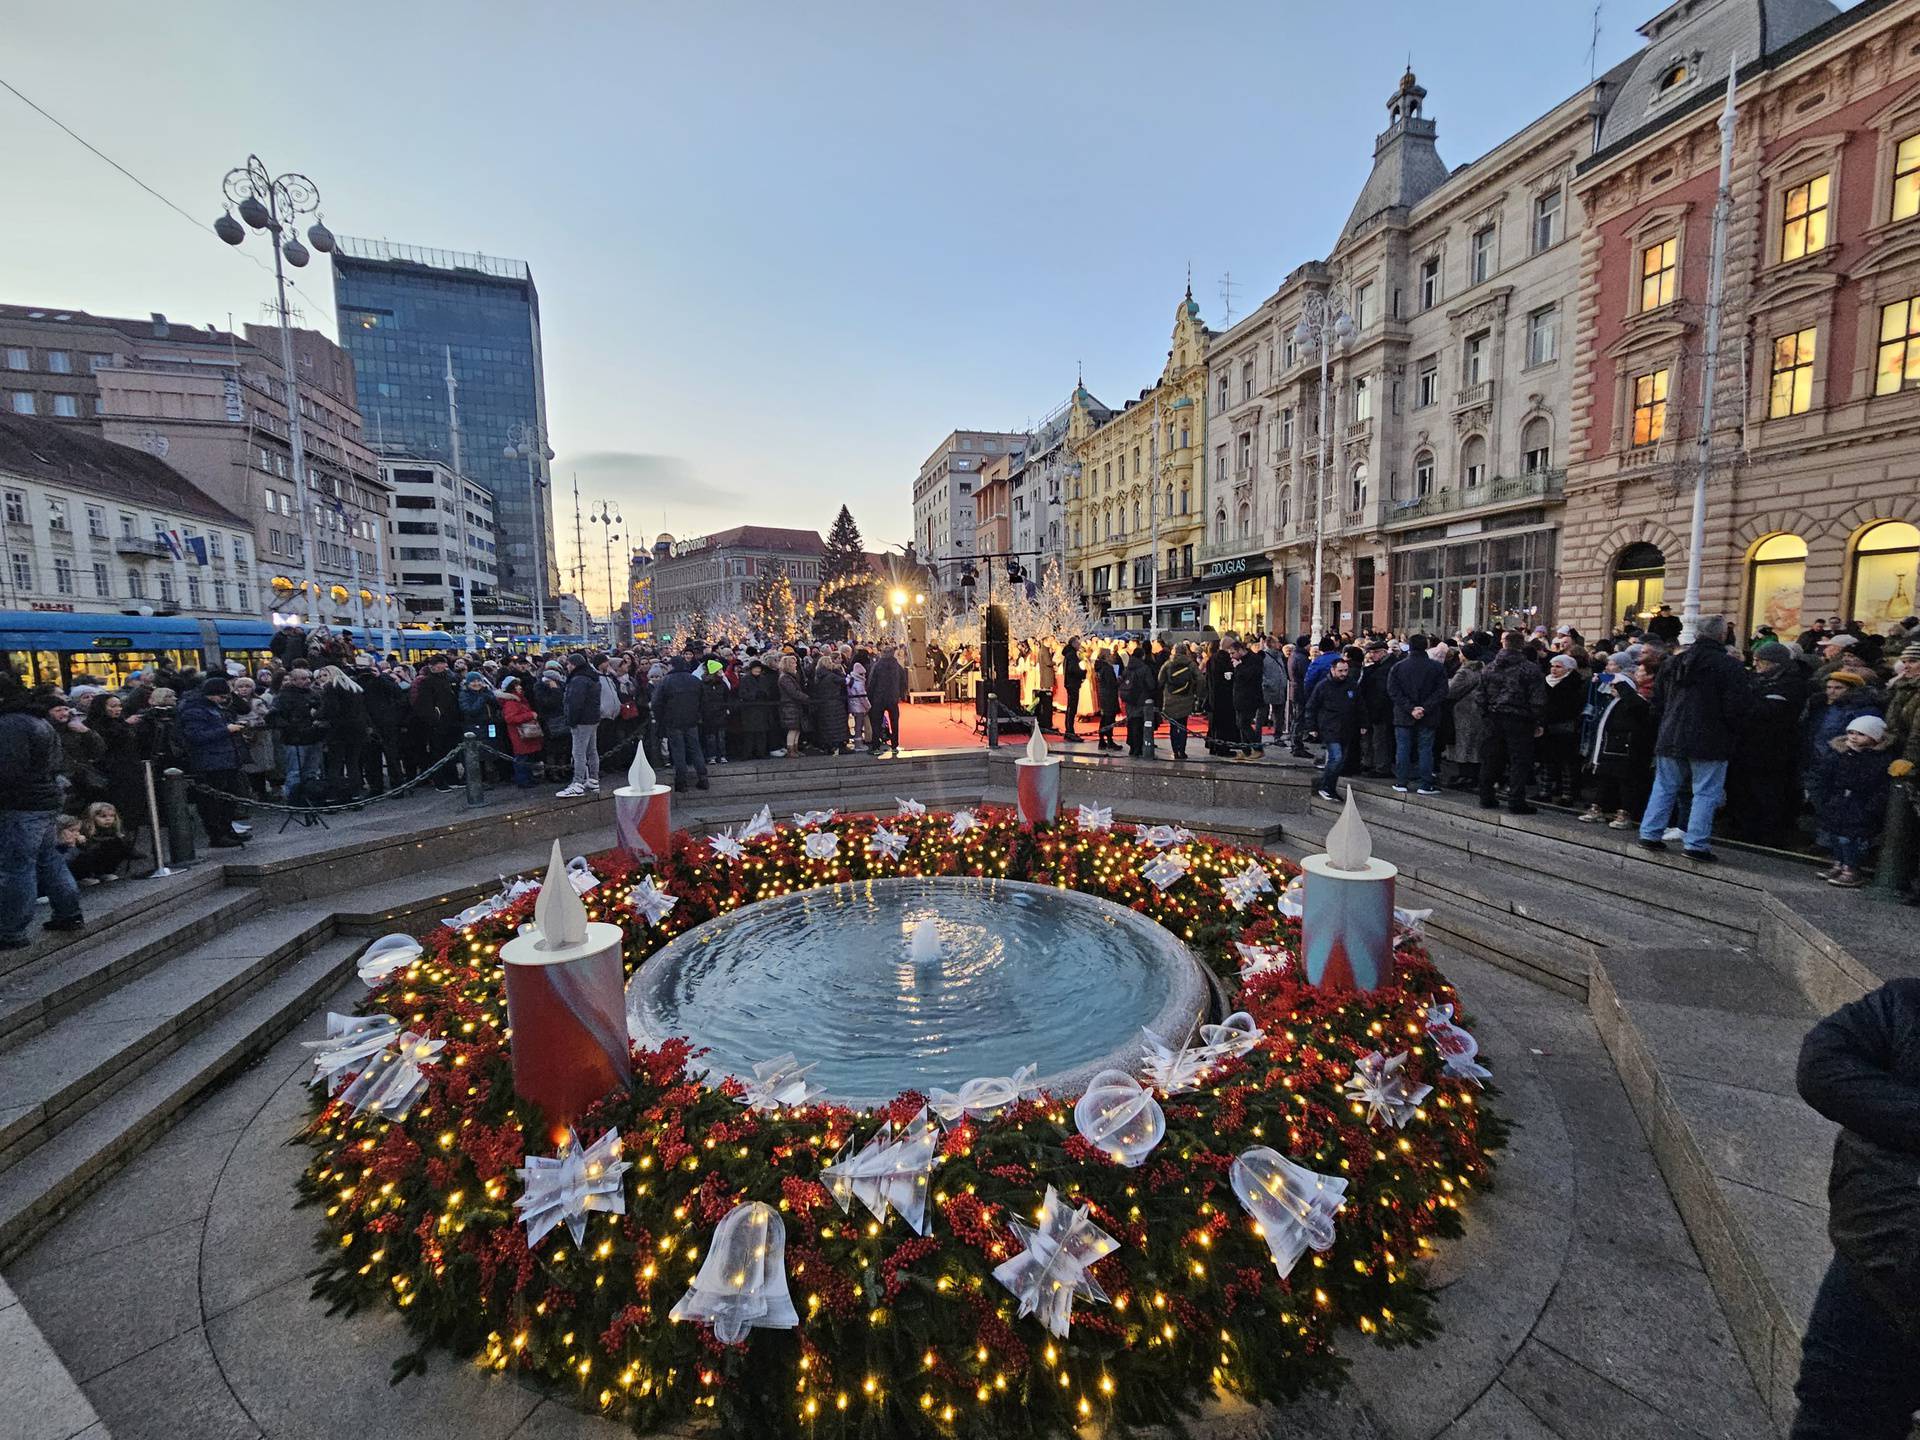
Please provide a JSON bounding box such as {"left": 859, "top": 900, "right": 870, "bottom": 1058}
{"left": 793, "top": 809, "right": 837, "bottom": 828}
{"left": 896, "top": 797, "right": 927, "bottom": 817}
{"left": 739, "top": 805, "right": 776, "bottom": 840}
{"left": 1076, "top": 804, "right": 1113, "bottom": 832}
{"left": 334, "top": 1029, "right": 443, "bottom": 1121}
{"left": 1394, "top": 906, "right": 1434, "bottom": 934}
{"left": 631, "top": 876, "right": 678, "bottom": 926}
{"left": 1342, "top": 1049, "right": 1434, "bottom": 1129}
{"left": 991, "top": 1186, "right": 1120, "bottom": 1338}
{"left": 357, "top": 935, "right": 422, "bottom": 987}
{"left": 949, "top": 810, "right": 979, "bottom": 836}
{"left": 305, "top": 1012, "right": 401, "bottom": 1092}
{"left": 1222, "top": 861, "right": 1275, "bottom": 911}
{"left": 1142, "top": 850, "right": 1190, "bottom": 891}
{"left": 1234, "top": 942, "right": 1291, "bottom": 979}
{"left": 669, "top": 1201, "right": 798, "bottom": 1343}
{"left": 514, "top": 1126, "right": 630, "bottom": 1249}
{"left": 1140, "top": 1011, "right": 1264, "bottom": 1093}
{"left": 927, "top": 1064, "right": 1040, "bottom": 1124}
{"left": 802, "top": 831, "right": 840, "bottom": 861}
{"left": 733, "top": 1054, "right": 820, "bottom": 1111}
{"left": 566, "top": 856, "right": 600, "bottom": 895}
{"left": 1072, "top": 1069, "right": 1166, "bottom": 1167}
{"left": 1229, "top": 1146, "right": 1346, "bottom": 1280}
{"left": 710, "top": 829, "right": 745, "bottom": 860}
{"left": 1275, "top": 875, "right": 1305, "bottom": 919}
{"left": 1425, "top": 1003, "right": 1493, "bottom": 1086}
{"left": 1137, "top": 824, "right": 1193, "bottom": 849}
{"left": 868, "top": 826, "right": 909, "bottom": 860}
{"left": 821, "top": 1107, "right": 938, "bottom": 1235}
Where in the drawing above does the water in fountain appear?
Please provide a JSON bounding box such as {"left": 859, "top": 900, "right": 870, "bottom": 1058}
{"left": 909, "top": 918, "right": 942, "bottom": 966}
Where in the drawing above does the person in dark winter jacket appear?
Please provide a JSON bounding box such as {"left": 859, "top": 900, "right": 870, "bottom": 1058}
{"left": 1287, "top": 637, "right": 1313, "bottom": 755}
{"left": 1093, "top": 648, "right": 1122, "bottom": 751}
{"left": 1157, "top": 643, "right": 1200, "bottom": 760}
{"left": 698, "top": 659, "right": 733, "bottom": 764}
{"left": 1638, "top": 618, "right": 1755, "bottom": 858}
{"left": 1387, "top": 636, "right": 1449, "bottom": 793}
{"left": 651, "top": 656, "right": 709, "bottom": 791}
{"left": 413, "top": 657, "right": 464, "bottom": 791}
{"left": 809, "top": 653, "right": 850, "bottom": 755}
{"left": 1123, "top": 646, "right": 1155, "bottom": 757}
{"left": 1303, "top": 655, "right": 1363, "bottom": 800}
{"left": 1061, "top": 640, "right": 1086, "bottom": 742}
{"left": 1791, "top": 977, "right": 1920, "bottom": 1436}
{"left": 1357, "top": 644, "right": 1397, "bottom": 774}
{"left": 1725, "top": 641, "right": 1808, "bottom": 846}
{"left": 558, "top": 653, "right": 603, "bottom": 796}
{"left": 318, "top": 666, "right": 371, "bottom": 800}
{"left": 1811, "top": 716, "right": 1893, "bottom": 888}
{"left": 1230, "top": 641, "right": 1266, "bottom": 754}
{"left": 734, "top": 659, "right": 779, "bottom": 760}
{"left": 1578, "top": 665, "right": 1652, "bottom": 828}
{"left": 0, "top": 674, "right": 82, "bottom": 946}
{"left": 270, "top": 665, "right": 327, "bottom": 802}
{"left": 1477, "top": 633, "right": 1548, "bottom": 814}
{"left": 775, "top": 654, "right": 809, "bottom": 757}
{"left": 355, "top": 662, "right": 408, "bottom": 794}
{"left": 1536, "top": 653, "right": 1588, "bottom": 802}
{"left": 866, "top": 646, "right": 906, "bottom": 755}
{"left": 178, "top": 675, "right": 249, "bottom": 847}
{"left": 1203, "top": 639, "right": 1237, "bottom": 756}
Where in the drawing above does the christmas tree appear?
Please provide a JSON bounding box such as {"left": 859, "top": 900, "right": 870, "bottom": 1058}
{"left": 813, "top": 506, "right": 873, "bottom": 641}
{"left": 749, "top": 564, "right": 800, "bottom": 642}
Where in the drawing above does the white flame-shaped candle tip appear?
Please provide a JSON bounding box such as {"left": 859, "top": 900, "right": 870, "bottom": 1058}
{"left": 533, "top": 839, "right": 589, "bottom": 948}
{"left": 909, "top": 918, "right": 941, "bottom": 965}
{"left": 628, "top": 743, "right": 657, "bottom": 792}
{"left": 1325, "top": 788, "right": 1373, "bottom": 873}
{"left": 1025, "top": 727, "right": 1049, "bottom": 764}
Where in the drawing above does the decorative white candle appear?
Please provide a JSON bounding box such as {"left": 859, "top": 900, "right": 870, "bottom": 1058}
{"left": 613, "top": 743, "right": 672, "bottom": 861}
{"left": 1299, "top": 789, "right": 1398, "bottom": 991}
{"left": 1013, "top": 723, "right": 1062, "bottom": 826}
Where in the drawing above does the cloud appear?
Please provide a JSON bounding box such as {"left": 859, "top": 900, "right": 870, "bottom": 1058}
{"left": 557, "top": 451, "right": 744, "bottom": 511}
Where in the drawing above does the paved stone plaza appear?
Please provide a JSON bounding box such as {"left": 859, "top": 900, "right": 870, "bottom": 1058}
{"left": 0, "top": 744, "right": 1894, "bottom": 1440}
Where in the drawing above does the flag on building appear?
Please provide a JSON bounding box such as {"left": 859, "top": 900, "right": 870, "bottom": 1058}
{"left": 184, "top": 536, "right": 209, "bottom": 566}
{"left": 161, "top": 530, "right": 185, "bottom": 561}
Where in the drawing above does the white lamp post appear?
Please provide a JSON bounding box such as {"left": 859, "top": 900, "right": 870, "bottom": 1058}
{"left": 1293, "top": 286, "right": 1354, "bottom": 641}
{"left": 504, "top": 422, "right": 555, "bottom": 642}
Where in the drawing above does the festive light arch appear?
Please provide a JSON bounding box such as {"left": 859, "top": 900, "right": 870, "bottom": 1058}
{"left": 300, "top": 809, "right": 1500, "bottom": 1438}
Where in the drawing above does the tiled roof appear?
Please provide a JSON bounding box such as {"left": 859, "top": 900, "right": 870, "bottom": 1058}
{"left": 0, "top": 415, "right": 250, "bottom": 527}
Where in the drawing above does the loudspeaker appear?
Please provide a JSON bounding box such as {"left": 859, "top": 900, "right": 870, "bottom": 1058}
{"left": 906, "top": 617, "right": 935, "bottom": 692}
{"left": 982, "top": 604, "right": 1009, "bottom": 685}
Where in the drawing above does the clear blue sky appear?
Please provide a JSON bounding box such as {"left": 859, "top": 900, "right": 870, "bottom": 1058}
{"left": 6, "top": 0, "right": 1685, "bottom": 584}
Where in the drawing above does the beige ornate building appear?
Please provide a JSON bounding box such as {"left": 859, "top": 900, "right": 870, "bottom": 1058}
{"left": 1203, "top": 66, "right": 1617, "bottom": 638}
{"left": 1563, "top": 0, "right": 1920, "bottom": 640}
{"left": 1065, "top": 292, "right": 1213, "bottom": 632}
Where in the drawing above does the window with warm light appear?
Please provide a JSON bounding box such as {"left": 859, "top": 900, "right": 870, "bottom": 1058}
{"left": 1895, "top": 134, "right": 1920, "bottom": 222}
{"left": 1640, "top": 238, "right": 1677, "bottom": 310}
{"left": 1746, "top": 533, "right": 1808, "bottom": 638}
{"left": 1768, "top": 328, "right": 1817, "bottom": 417}
{"left": 1874, "top": 296, "right": 1920, "bottom": 395}
{"left": 1780, "top": 174, "right": 1830, "bottom": 261}
{"left": 1632, "top": 369, "right": 1670, "bottom": 445}
{"left": 1660, "top": 62, "right": 1688, "bottom": 91}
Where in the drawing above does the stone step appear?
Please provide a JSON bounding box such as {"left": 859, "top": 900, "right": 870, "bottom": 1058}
{"left": 975, "top": 786, "right": 1284, "bottom": 845}
{"left": 0, "top": 886, "right": 269, "bottom": 1054}
{"left": 1277, "top": 805, "right": 1736, "bottom": 998}
{"left": 1305, "top": 782, "right": 1773, "bottom": 935}
{"left": 0, "top": 933, "right": 359, "bottom": 1266}
{"left": 1586, "top": 943, "right": 1829, "bottom": 1432}
{"left": 0, "top": 865, "right": 225, "bottom": 981}
{"left": 0, "top": 909, "right": 338, "bottom": 1177}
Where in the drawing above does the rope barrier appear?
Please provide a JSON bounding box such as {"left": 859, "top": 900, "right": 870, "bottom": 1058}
{"left": 184, "top": 747, "right": 464, "bottom": 816}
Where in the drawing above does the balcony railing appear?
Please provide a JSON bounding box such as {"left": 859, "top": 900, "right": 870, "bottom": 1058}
{"left": 114, "top": 537, "right": 171, "bottom": 558}
{"left": 1453, "top": 379, "right": 1494, "bottom": 411}
{"left": 1385, "top": 467, "right": 1565, "bottom": 525}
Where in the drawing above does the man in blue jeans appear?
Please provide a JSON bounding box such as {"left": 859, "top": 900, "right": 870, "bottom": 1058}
{"left": 1302, "top": 655, "right": 1361, "bottom": 801}
{"left": 1387, "top": 634, "right": 1448, "bottom": 795}
{"left": 1637, "top": 615, "right": 1751, "bottom": 860}
{"left": 0, "top": 677, "right": 83, "bottom": 949}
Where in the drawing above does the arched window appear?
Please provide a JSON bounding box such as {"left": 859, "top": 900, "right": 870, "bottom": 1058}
{"left": 1613, "top": 542, "right": 1666, "bottom": 630}
{"left": 1461, "top": 436, "right": 1487, "bottom": 488}
{"left": 1522, "top": 417, "right": 1552, "bottom": 474}
{"left": 1746, "top": 533, "right": 1807, "bottom": 639}
{"left": 1165, "top": 484, "right": 1174, "bottom": 517}
{"left": 1413, "top": 450, "right": 1435, "bottom": 498}
{"left": 1851, "top": 520, "right": 1920, "bottom": 623}
{"left": 1133, "top": 497, "right": 1142, "bottom": 531}
{"left": 1237, "top": 501, "right": 1252, "bottom": 538}
{"left": 1179, "top": 484, "right": 1190, "bottom": 514}
{"left": 1214, "top": 509, "right": 1228, "bottom": 544}
{"left": 1659, "top": 60, "right": 1688, "bottom": 92}
{"left": 1349, "top": 462, "right": 1368, "bottom": 512}
{"left": 1279, "top": 484, "right": 1292, "bottom": 528}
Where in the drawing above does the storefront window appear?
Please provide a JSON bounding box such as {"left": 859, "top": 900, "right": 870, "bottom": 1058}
{"left": 1612, "top": 542, "right": 1665, "bottom": 631}
{"left": 1207, "top": 576, "right": 1269, "bottom": 637}
{"left": 1745, "top": 533, "right": 1807, "bottom": 639}
{"left": 1390, "top": 530, "right": 1557, "bottom": 635}
{"left": 1850, "top": 520, "right": 1919, "bottom": 624}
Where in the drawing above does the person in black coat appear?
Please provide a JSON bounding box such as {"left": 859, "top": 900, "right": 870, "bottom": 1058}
{"left": 1230, "top": 641, "right": 1265, "bottom": 755}
{"left": 1791, "top": 978, "right": 1920, "bottom": 1436}
{"left": 1358, "top": 643, "right": 1397, "bottom": 774}
{"left": 1638, "top": 618, "right": 1755, "bottom": 857}
{"left": 650, "top": 656, "right": 709, "bottom": 791}
{"left": 1122, "top": 646, "right": 1154, "bottom": 757}
{"left": 1093, "top": 647, "right": 1121, "bottom": 751}
{"left": 1580, "top": 667, "right": 1652, "bottom": 827}
{"left": 1726, "top": 641, "right": 1808, "bottom": 847}
{"left": 1387, "top": 635, "right": 1449, "bottom": 793}
{"left": 1061, "top": 639, "right": 1086, "bottom": 742}
{"left": 355, "top": 662, "right": 408, "bottom": 793}
{"left": 317, "top": 666, "right": 371, "bottom": 801}
{"left": 1303, "top": 655, "right": 1362, "bottom": 800}
{"left": 866, "top": 646, "right": 906, "bottom": 756}
{"left": 1477, "top": 632, "right": 1548, "bottom": 814}
{"left": 413, "top": 657, "right": 464, "bottom": 791}
{"left": 1204, "top": 639, "right": 1237, "bottom": 756}
{"left": 809, "top": 654, "right": 850, "bottom": 755}
{"left": 736, "top": 658, "right": 779, "bottom": 760}
{"left": 1287, "top": 636, "right": 1312, "bottom": 755}
{"left": 1537, "top": 654, "right": 1588, "bottom": 802}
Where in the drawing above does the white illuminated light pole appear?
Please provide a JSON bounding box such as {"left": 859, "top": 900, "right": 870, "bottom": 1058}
{"left": 1293, "top": 284, "right": 1354, "bottom": 641}
{"left": 592, "top": 500, "right": 623, "bottom": 648}
{"left": 214, "top": 155, "right": 335, "bottom": 627}
{"left": 1681, "top": 60, "right": 1739, "bottom": 646}
{"left": 504, "top": 421, "right": 555, "bottom": 642}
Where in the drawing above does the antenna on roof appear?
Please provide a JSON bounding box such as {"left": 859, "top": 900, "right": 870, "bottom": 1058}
{"left": 1588, "top": 4, "right": 1602, "bottom": 83}
{"left": 1219, "top": 272, "right": 1239, "bottom": 326}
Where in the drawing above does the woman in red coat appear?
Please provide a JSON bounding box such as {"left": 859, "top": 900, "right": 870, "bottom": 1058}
{"left": 499, "top": 678, "right": 543, "bottom": 789}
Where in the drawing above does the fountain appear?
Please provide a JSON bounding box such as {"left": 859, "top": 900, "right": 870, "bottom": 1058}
{"left": 908, "top": 917, "right": 942, "bottom": 966}
{"left": 628, "top": 877, "right": 1207, "bottom": 1107}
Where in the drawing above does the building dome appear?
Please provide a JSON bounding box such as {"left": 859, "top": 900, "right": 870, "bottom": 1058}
{"left": 653, "top": 532, "right": 674, "bottom": 556}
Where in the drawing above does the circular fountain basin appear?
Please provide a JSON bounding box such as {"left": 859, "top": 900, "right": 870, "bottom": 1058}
{"left": 626, "top": 876, "right": 1206, "bottom": 1107}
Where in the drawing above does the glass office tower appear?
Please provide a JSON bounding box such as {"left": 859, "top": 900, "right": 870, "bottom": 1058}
{"left": 330, "top": 238, "right": 555, "bottom": 620}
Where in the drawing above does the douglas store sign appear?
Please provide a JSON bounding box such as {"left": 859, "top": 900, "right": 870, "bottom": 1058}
{"left": 1200, "top": 554, "right": 1271, "bottom": 585}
